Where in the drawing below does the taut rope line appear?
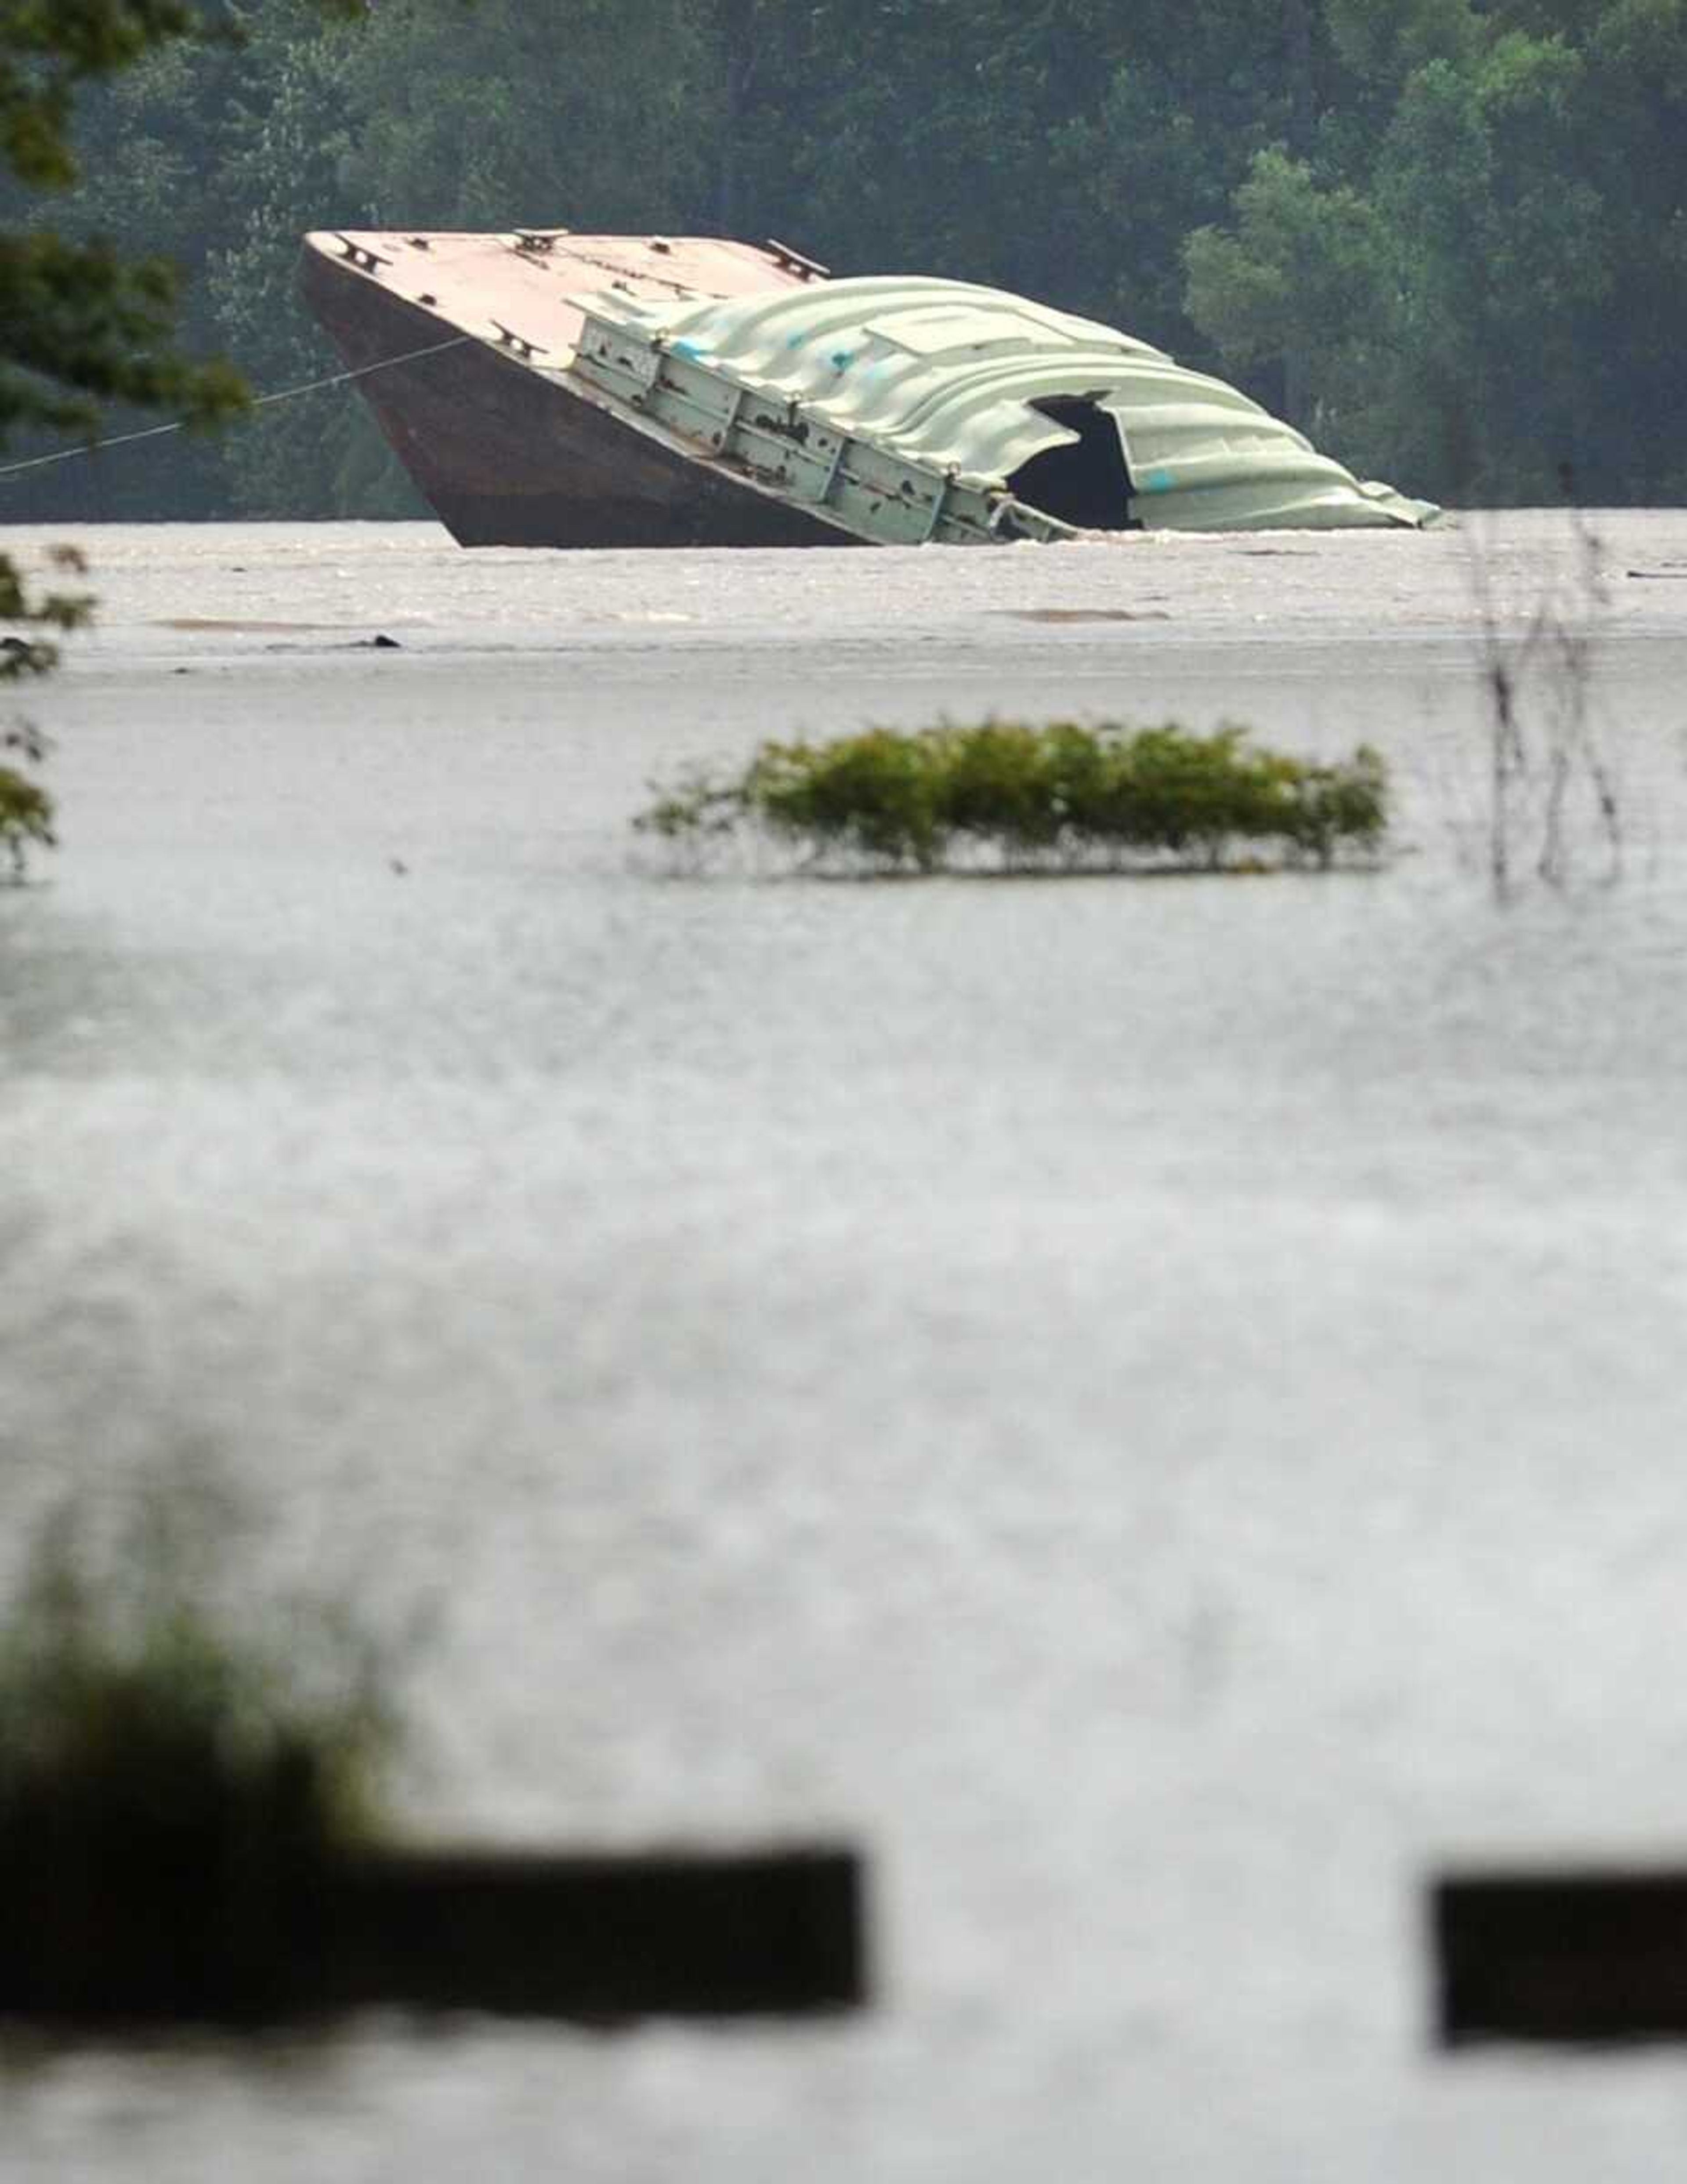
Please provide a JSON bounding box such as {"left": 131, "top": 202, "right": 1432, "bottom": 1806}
{"left": 0, "top": 334, "right": 471, "bottom": 483}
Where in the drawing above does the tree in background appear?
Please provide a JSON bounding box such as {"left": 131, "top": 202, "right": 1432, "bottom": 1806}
{"left": 0, "top": 0, "right": 359, "bottom": 869}
{"left": 0, "top": 4, "right": 249, "bottom": 456}
{"left": 0, "top": 3, "right": 233, "bottom": 866}
{"left": 1184, "top": 0, "right": 1687, "bottom": 500}
{"left": 2, "top": 0, "right": 1683, "bottom": 524}
{"left": 218, "top": 0, "right": 712, "bottom": 514}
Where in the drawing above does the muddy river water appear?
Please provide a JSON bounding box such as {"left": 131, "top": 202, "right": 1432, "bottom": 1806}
{"left": 4, "top": 515, "right": 1687, "bottom": 2180}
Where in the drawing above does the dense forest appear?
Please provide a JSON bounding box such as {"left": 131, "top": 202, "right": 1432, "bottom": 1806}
{"left": 4, "top": 0, "right": 1684, "bottom": 521}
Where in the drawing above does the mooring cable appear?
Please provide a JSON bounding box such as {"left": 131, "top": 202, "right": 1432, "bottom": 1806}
{"left": 0, "top": 333, "right": 472, "bottom": 484}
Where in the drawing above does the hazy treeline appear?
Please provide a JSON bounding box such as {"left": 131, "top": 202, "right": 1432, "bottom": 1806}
{"left": 6, "top": 0, "right": 1684, "bottom": 521}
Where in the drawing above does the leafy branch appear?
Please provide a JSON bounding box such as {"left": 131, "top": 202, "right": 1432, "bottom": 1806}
{"left": 0, "top": 1, "right": 368, "bottom": 876}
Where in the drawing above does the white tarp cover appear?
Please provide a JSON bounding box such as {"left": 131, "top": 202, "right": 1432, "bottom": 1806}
{"left": 588, "top": 275, "right": 1437, "bottom": 532}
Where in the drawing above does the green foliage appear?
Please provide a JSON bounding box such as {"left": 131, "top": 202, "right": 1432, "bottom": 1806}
{"left": 639, "top": 720, "right": 1388, "bottom": 876}
{"left": 0, "top": 537, "right": 92, "bottom": 657}
{"left": 0, "top": 2, "right": 214, "bottom": 190}
{"left": 0, "top": 4, "right": 365, "bottom": 865}
{"left": 0, "top": 1490, "right": 398, "bottom": 2018}
{"left": 0, "top": 542, "right": 89, "bottom": 877}
{"left": 1184, "top": 146, "right": 1390, "bottom": 444}
{"left": 1186, "top": 3, "right": 1687, "bottom": 500}
{"left": 749, "top": 727, "right": 948, "bottom": 868}
{"left": 1325, "top": 0, "right": 1484, "bottom": 90}
{"left": 0, "top": 762, "right": 54, "bottom": 876}
{"left": 0, "top": 6, "right": 259, "bottom": 457}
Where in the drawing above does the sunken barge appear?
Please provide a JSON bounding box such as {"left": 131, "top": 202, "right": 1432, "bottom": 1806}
{"left": 300, "top": 226, "right": 1437, "bottom": 548}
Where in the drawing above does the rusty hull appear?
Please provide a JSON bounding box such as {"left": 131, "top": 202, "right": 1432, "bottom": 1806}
{"left": 300, "top": 228, "right": 844, "bottom": 547}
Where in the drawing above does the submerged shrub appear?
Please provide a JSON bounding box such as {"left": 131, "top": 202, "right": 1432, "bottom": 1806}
{"left": 750, "top": 728, "right": 945, "bottom": 869}
{"left": 638, "top": 720, "right": 1388, "bottom": 874}
{"left": 938, "top": 720, "right": 1067, "bottom": 858}
{"left": 0, "top": 1495, "right": 398, "bottom": 2021}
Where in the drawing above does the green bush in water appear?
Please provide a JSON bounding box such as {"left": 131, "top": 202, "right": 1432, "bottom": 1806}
{"left": 749, "top": 726, "right": 945, "bottom": 868}
{"left": 639, "top": 720, "right": 1387, "bottom": 873}
{"left": 0, "top": 1498, "right": 398, "bottom": 2021}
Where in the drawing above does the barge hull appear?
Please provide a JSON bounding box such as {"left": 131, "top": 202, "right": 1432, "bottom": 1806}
{"left": 300, "top": 237, "right": 841, "bottom": 549}
{"left": 302, "top": 226, "right": 1436, "bottom": 545}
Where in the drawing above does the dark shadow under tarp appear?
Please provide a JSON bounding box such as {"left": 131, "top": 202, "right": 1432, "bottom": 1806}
{"left": 1009, "top": 395, "right": 1137, "bottom": 532}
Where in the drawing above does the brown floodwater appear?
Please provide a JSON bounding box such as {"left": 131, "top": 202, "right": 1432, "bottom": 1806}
{"left": 3, "top": 516, "right": 1687, "bottom": 2181}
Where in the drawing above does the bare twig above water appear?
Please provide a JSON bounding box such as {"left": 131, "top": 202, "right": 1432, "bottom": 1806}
{"left": 1463, "top": 502, "right": 1621, "bottom": 900}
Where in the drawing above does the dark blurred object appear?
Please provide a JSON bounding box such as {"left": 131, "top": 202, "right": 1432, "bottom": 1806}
{"left": 0, "top": 1838, "right": 867, "bottom": 2028}
{"left": 0, "top": 1494, "right": 869, "bottom": 2032}
{"left": 1434, "top": 1869, "right": 1687, "bottom": 2045}
{"left": 325, "top": 1844, "right": 867, "bottom": 2021}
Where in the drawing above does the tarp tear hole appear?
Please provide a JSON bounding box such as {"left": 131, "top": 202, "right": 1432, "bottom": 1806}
{"left": 1009, "top": 396, "right": 1138, "bottom": 532}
